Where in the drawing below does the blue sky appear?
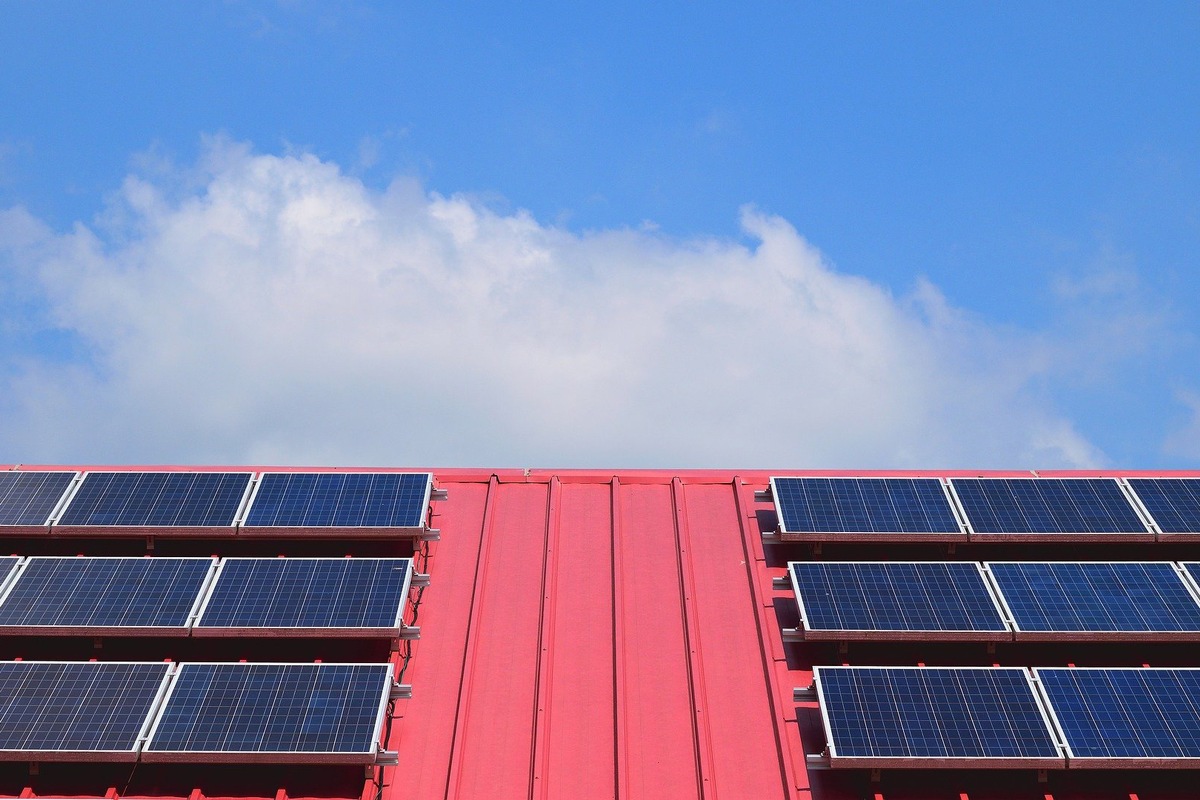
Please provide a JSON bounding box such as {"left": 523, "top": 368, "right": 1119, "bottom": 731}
{"left": 1, "top": 2, "right": 1198, "bottom": 468}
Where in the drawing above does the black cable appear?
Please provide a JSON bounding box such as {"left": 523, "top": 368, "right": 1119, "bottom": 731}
{"left": 121, "top": 759, "right": 140, "bottom": 796}
{"left": 396, "top": 638, "right": 413, "bottom": 682}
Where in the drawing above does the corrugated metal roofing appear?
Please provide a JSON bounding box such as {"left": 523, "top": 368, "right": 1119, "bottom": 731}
{"left": 4, "top": 465, "right": 1200, "bottom": 800}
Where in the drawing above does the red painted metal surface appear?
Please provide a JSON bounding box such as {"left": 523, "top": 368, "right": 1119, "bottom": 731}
{"left": 5, "top": 466, "right": 1200, "bottom": 800}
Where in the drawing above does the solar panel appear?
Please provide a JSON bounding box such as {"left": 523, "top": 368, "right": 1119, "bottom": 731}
{"left": 814, "top": 666, "right": 1063, "bottom": 768}
{"left": 0, "top": 557, "right": 215, "bottom": 634}
{"left": 988, "top": 562, "right": 1200, "bottom": 639}
{"left": 242, "top": 472, "right": 431, "bottom": 533}
{"left": 0, "top": 471, "right": 75, "bottom": 530}
{"left": 0, "top": 661, "right": 171, "bottom": 761}
{"left": 56, "top": 471, "right": 252, "bottom": 532}
{"left": 1127, "top": 478, "right": 1200, "bottom": 535}
{"left": 194, "top": 558, "right": 413, "bottom": 636}
{"left": 950, "top": 478, "right": 1149, "bottom": 537}
{"left": 1036, "top": 668, "right": 1200, "bottom": 766}
{"left": 0, "top": 557, "right": 20, "bottom": 595}
{"left": 788, "top": 562, "right": 1008, "bottom": 639}
{"left": 770, "top": 477, "right": 963, "bottom": 539}
{"left": 143, "top": 662, "right": 393, "bottom": 763}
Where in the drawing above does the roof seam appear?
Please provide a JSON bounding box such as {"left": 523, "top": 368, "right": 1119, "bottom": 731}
{"left": 530, "top": 476, "right": 562, "bottom": 799}
{"left": 442, "top": 475, "right": 499, "bottom": 800}
{"left": 672, "top": 477, "right": 717, "bottom": 798}
{"left": 610, "top": 476, "right": 625, "bottom": 800}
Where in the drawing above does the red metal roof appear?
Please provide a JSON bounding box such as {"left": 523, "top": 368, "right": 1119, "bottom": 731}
{"left": 5, "top": 466, "right": 1200, "bottom": 800}
{"left": 399, "top": 468, "right": 1200, "bottom": 800}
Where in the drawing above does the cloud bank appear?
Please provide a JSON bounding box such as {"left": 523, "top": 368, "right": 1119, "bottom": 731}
{"left": 0, "top": 141, "right": 1104, "bottom": 468}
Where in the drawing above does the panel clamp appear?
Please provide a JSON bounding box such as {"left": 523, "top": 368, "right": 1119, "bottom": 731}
{"left": 805, "top": 752, "right": 831, "bottom": 770}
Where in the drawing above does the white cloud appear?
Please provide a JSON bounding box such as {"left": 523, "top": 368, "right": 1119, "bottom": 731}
{"left": 0, "top": 141, "right": 1106, "bottom": 468}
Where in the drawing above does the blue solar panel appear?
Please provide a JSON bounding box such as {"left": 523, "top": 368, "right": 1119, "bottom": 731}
{"left": 196, "top": 558, "right": 412, "bottom": 632}
{"left": 989, "top": 562, "right": 1200, "bottom": 634}
{"left": 1179, "top": 563, "right": 1200, "bottom": 594}
{"left": 815, "top": 667, "right": 1061, "bottom": 763}
{"left": 0, "top": 471, "right": 75, "bottom": 527}
{"left": 1037, "top": 668, "right": 1200, "bottom": 761}
{"left": 0, "top": 557, "right": 19, "bottom": 589}
{"left": 57, "top": 471, "right": 252, "bottom": 528}
{"left": 771, "top": 477, "right": 961, "bottom": 534}
{"left": 790, "top": 562, "right": 1006, "bottom": 634}
{"left": 0, "top": 557, "right": 214, "bottom": 631}
{"left": 244, "top": 472, "right": 430, "bottom": 529}
{"left": 951, "top": 478, "right": 1147, "bottom": 535}
{"left": 0, "top": 661, "right": 171, "bottom": 757}
{"left": 1128, "top": 478, "right": 1200, "bottom": 534}
{"left": 145, "top": 663, "right": 391, "bottom": 761}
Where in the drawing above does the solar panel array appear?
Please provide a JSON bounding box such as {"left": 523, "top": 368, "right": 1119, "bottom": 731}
{"left": 0, "top": 471, "right": 75, "bottom": 527}
{"left": 767, "top": 476, "right": 1200, "bottom": 540}
{"left": 814, "top": 665, "right": 1200, "bottom": 768}
{"left": 771, "top": 474, "right": 1200, "bottom": 777}
{"left": 0, "top": 661, "right": 393, "bottom": 764}
{"left": 0, "top": 556, "right": 413, "bottom": 636}
{"left": 771, "top": 477, "right": 963, "bottom": 537}
{"left": 788, "top": 560, "right": 1200, "bottom": 639}
{"left": 0, "top": 470, "right": 434, "bottom": 536}
{"left": 0, "top": 469, "right": 432, "bottom": 775}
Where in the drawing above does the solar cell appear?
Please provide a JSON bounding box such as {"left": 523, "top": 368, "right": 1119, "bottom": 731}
{"left": 950, "top": 478, "right": 1149, "bottom": 538}
{"left": 770, "top": 477, "right": 962, "bottom": 540}
{"left": 0, "top": 471, "right": 75, "bottom": 529}
{"left": 1036, "top": 668, "right": 1200, "bottom": 766}
{"left": 814, "top": 666, "right": 1063, "bottom": 768}
{"left": 1127, "top": 478, "right": 1200, "bottom": 536}
{"left": 0, "top": 557, "right": 215, "bottom": 634}
{"left": 789, "top": 562, "right": 1008, "bottom": 639}
{"left": 56, "top": 471, "right": 252, "bottom": 531}
{"left": 242, "top": 472, "right": 431, "bottom": 532}
{"left": 195, "top": 557, "right": 413, "bottom": 636}
{"left": 144, "top": 663, "right": 392, "bottom": 763}
{"left": 988, "top": 562, "right": 1200, "bottom": 639}
{"left": 0, "top": 661, "right": 171, "bottom": 761}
